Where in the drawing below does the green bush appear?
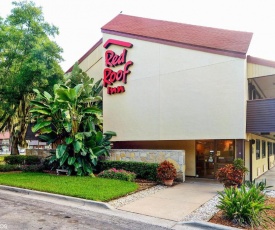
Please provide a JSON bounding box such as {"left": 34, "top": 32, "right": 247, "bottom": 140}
{"left": 21, "top": 164, "right": 44, "bottom": 172}
{"left": 4, "top": 155, "right": 41, "bottom": 165}
{"left": 97, "top": 168, "right": 136, "bottom": 182}
{"left": 217, "top": 184, "right": 274, "bottom": 228}
{"left": 4, "top": 155, "right": 25, "bottom": 165}
{"left": 0, "top": 164, "right": 21, "bottom": 172}
{"left": 100, "top": 160, "right": 159, "bottom": 181}
{"left": 42, "top": 158, "right": 59, "bottom": 170}
{"left": 245, "top": 179, "right": 273, "bottom": 191}
{"left": 25, "top": 156, "right": 41, "bottom": 165}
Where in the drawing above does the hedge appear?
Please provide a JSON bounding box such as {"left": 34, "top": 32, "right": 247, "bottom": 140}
{"left": 21, "top": 164, "right": 44, "bottom": 172}
{"left": 4, "top": 155, "right": 41, "bottom": 165}
{"left": 100, "top": 160, "right": 159, "bottom": 181}
{"left": 0, "top": 164, "right": 21, "bottom": 172}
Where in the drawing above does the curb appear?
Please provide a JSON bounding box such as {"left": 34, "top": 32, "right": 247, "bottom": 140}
{"left": 0, "top": 185, "right": 114, "bottom": 210}
{"left": 178, "top": 221, "right": 239, "bottom": 230}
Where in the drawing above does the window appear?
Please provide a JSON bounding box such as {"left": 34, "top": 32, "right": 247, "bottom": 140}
{"left": 268, "top": 142, "right": 272, "bottom": 157}
{"left": 262, "top": 140, "right": 266, "bottom": 158}
{"left": 273, "top": 143, "right": 275, "bottom": 155}
{"left": 256, "top": 139, "right": 260, "bottom": 159}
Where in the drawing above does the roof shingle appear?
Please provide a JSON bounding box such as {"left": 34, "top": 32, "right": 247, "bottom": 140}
{"left": 101, "top": 14, "right": 253, "bottom": 57}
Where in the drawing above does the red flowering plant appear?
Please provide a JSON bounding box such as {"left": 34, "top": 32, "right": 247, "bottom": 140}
{"left": 216, "top": 158, "right": 248, "bottom": 188}
{"left": 157, "top": 160, "right": 177, "bottom": 181}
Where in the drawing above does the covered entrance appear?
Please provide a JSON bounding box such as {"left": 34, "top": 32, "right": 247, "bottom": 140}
{"left": 196, "top": 140, "right": 235, "bottom": 178}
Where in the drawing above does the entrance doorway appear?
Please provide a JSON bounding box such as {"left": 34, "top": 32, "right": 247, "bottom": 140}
{"left": 196, "top": 140, "right": 235, "bottom": 178}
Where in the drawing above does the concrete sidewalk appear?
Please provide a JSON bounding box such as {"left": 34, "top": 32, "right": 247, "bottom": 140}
{"left": 255, "top": 165, "right": 275, "bottom": 187}
{"left": 0, "top": 179, "right": 233, "bottom": 229}
{"left": 118, "top": 178, "right": 223, "bottom": 222}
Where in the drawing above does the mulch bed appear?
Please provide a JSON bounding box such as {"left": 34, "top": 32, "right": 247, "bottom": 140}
{"left": 134, "top": 178, "right": 158, "bottom": 191}
{"left": 209, "top": 196, "right": 275, "bottom": 230}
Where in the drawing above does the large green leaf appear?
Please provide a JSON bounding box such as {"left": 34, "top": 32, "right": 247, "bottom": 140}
{"left": 73, "top": 161, "right": 81, "bottom": 169}
{"left": 56, "top": 88, "right": 77, "bottom": 103}
{"left": 96, "top": 132, "right": 103, "bottom": 145}
{"left": 33, "top": 89, "right": 41, "bottom": 95}
{"left": 104, "top": 131, "right": 116, "bottom": 136}
{"left": 56, "top": 144, "right": 67, "bottom": 159}
{"left": 31, "top": 121, "right": 51, "bottom": 133}
{"left": 63, "top": 121, "right": 72, "bottom": 132}
{"left": 74, "top": 84, "right": 83, "bottom": 97}
{"left": 60, "top": 152, "right": 69, "bottom": 166}
{"left": 30, "top": 100, "right": 49, "bottom": 109}
{"left": 73, "top": 141, "right": 82, "bottom": 153}
{"left": 29, "top": 108, "right": 51, "bottom": 115}
{"left": 82, "top": 107, "right": 102, "bottom": 115}
{"left": 81, "top": 96, "right": 102, "bottom": 103}
{"left": 75, "top": 133, "right": 84, "bottom": 141}
{"left": 38, "top": 133, "right": 57, "bottom": 144}
{"left": 49, "top": 155, "right": 57, "bottom": 164}
{"left": 82, "top": 159, "right": 92, "bottom": 174}
{"left": 38, "top": 126, "right": 53, "bottom": 134}
{"left": 43, "top": 91, "right": 52, "bottom": 100}
{"left": 68, "top": 156, "right": 76, "bottom": 165}
{"left": 80, "top": 148, "right": 87, "bottom": 156}
{"left": 65, "top": 137, "right": 73, "bottom": 144}
{"left": 86, "top": 139, "right": 96, "bottom": 148}
{"left": 77, "top": 168, "right": 83, "bottom": 176}
{"left": 89, "top": 153, "right": 97, "bottom": 166}
{"left": 92, "top": 146, "right": 106, "bottom": 156}
{"left": 83, "top": 132, "right": 92, "bottom": 137}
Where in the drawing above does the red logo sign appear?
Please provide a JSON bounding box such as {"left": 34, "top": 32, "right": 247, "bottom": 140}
{"left": 103, "top": 39, "right": 133, "bottom": 95}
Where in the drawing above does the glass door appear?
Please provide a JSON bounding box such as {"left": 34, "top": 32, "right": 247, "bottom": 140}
{"left": 215, "top": 140, "right": 235, "bottom": 171}
{"left": 196, "top": 140, "right": 215, "bottom": 178}
{"left": 196, "top": 140, "right": 235, "bottom": 179}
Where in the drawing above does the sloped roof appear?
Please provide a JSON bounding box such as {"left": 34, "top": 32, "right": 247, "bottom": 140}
{"left": 247, "top": 55, "right": 275, "bottom": 68}
{"left": 102, "top": 14, "right": 253, "bottom": 58}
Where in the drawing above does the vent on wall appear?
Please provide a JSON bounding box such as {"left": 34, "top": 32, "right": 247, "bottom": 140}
{"left": 257, "top": 167, "right": 261, "bottom": 176}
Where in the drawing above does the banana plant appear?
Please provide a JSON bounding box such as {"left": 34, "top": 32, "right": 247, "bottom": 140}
{"left": 30, "top": 64, "right": 116, "bottom": 175}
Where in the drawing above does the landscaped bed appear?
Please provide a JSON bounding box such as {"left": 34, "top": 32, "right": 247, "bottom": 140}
{"left": 0, "top": 172, "right": 138, "bottom": 201}
{"left": 209, "top": 196, "right": 275, "bottom": 230}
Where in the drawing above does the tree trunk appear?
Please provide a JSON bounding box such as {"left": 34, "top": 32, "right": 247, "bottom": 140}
{"left": 10, "top": 134, "right": 19, "bottom": 155}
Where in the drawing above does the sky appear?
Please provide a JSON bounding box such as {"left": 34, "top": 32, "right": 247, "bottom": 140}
{"left": 1, "top": 0, "right": 275, "bottom": 71}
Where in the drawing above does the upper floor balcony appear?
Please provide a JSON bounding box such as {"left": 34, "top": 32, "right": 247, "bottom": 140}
{"left": 247, "top": 56, "right": 275, "bottom": 137}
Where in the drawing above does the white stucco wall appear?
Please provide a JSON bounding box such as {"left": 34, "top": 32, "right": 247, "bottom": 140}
{"left": 78, "top": 44, "right": 103, "bottom": 83}
{"left": 102, "top": 34, "right": 247, "bottom": 141}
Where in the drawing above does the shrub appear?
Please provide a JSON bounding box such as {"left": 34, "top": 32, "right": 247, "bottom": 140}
{"left": 216, "top": 164, "right": 243, "bottom": 187}
{"left": 43, "top": 158, "right": 59, "bottom": 170}
{"left": 100, "top": 160, "right": 159, "bottom": 181}
{"left": 97, "top": 168, "right": 136, "bottom": 182}
{"left": 216, "top": 158, "right": 248, "bottom": 187}
{"left": 217, "top": 184, "right": 274, "bottom": 228}
{"left": 25, "top": 156, "right": 41, "bottom": 165}
{"left": 0, "top": 164, "right": 21, "bottom": 172}
{"left": 4, "top": 155, "right": 25, "bottom": 165}
{"left": 157, "top": 160, "right": 177, "bottom": 181}
{"left": 4, "top": 155, "right": 41, "bottom": 165}
{"left": 245, "top": 179, "right": 273, "bottom": 192}
{"left": 30, "top": 64, "right": 116, "bottom": 176}
{"left": 21, "top": 164, "right": 44, "bottom": 172}
{"left": 233, "top": 158, "right": 249, "bottom": 173}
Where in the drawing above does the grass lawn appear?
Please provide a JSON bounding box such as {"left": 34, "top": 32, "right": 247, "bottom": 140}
{"left": 0, "top": 172, "right": 138, "bottom": 201}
